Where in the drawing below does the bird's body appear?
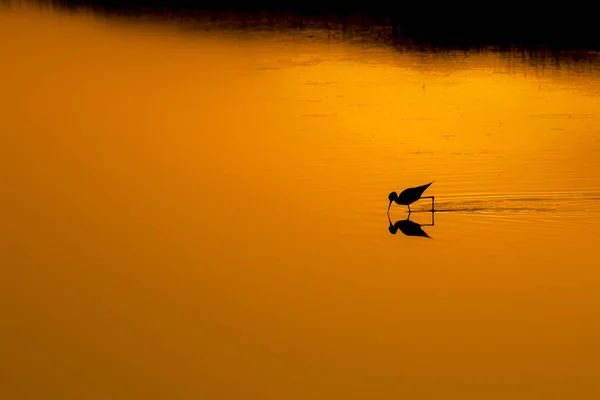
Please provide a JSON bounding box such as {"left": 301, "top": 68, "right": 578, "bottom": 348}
{"left": 388, "top": 182, "right": 435, "bottom": 212}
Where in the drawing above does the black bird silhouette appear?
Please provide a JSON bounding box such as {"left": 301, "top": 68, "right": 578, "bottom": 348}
{"left": 388, "top": 212, "right": 434, "bottom": 238}
{"left": 388, "top": 182, "right": 435, "bottom": 212}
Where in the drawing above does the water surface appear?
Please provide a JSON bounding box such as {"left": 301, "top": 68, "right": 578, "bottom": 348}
{"left": 2, "top": 5, "right": 600, "bottom": 399}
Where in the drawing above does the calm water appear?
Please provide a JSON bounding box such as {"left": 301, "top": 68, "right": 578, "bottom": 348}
{"left": 2, "top": 5, "right": 600, "bottom": 399}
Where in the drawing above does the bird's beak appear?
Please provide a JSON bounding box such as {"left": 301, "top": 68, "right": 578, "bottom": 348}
{"left": 387, "top": 199, "right": 392, "bottom": 213}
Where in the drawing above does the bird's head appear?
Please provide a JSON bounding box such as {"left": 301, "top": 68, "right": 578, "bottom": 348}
{"left": 387, "top": 192, "right": 398, "bottom": 212}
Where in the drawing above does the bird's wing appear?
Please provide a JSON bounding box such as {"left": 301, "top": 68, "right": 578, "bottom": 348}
{"left": 404, "top": 182, "right": 433, "bottom": 198}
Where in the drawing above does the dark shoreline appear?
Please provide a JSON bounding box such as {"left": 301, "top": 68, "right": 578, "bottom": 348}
{"left": 17, "top": 1, "right": 600, "bottom": 51}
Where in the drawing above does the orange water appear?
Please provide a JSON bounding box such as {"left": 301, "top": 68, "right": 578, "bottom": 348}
{"left": 2, "top": 5, "right": 600, "bottom": 399}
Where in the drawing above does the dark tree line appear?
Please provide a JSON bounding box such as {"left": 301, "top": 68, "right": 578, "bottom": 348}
{"left": 26, "top": 1, "right": 600, "bottom": 50}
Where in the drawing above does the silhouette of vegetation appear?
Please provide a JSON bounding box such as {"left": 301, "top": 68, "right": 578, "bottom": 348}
{"left": 26, "top": 1, "right": 600, "bottom": 50}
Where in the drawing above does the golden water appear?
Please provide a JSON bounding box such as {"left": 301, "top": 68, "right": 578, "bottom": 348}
{"left": 2, "top": 5, "right": 600, "bottom": 399}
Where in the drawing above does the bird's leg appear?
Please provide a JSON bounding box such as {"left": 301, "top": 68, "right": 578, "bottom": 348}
{"left": 407, "top": 204, "right": 411, "bottom": 213}
{"left": 420, "top": 196, "right": 435, "bottom": 212}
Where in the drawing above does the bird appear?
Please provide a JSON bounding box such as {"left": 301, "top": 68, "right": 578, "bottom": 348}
{"left": 388, "top": 181, "right": 435, "bottom": 213}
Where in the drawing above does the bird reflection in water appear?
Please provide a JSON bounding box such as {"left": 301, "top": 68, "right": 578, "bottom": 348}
{"left": 387, "top": 212, "right": 434, "bottom": 238}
